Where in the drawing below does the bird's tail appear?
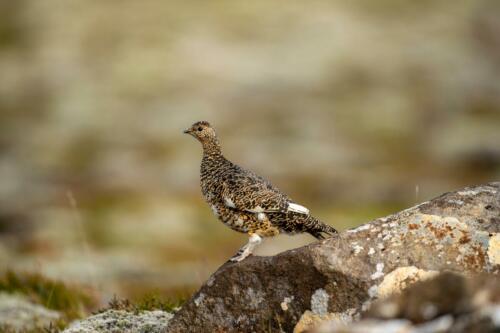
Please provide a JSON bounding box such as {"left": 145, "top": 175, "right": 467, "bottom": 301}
{"left": 303, "top": 215, "right": 338, "bottom": 240}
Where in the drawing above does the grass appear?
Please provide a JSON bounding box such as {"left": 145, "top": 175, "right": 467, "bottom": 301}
{"left": 0, "top": 270, "right": 97, "bottom": 332}
{"left": 0, "top": 270, "right": 185, "bottom": 333}
{"left": 98, "top": 293, "right": 185, "bottom": 314}
{"left": 0, "top": 270, "right": 96, "bottom": 320}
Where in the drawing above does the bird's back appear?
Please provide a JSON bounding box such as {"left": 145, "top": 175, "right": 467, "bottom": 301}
{"left": 200, "top": 153, "right": 289, "bottom": 205}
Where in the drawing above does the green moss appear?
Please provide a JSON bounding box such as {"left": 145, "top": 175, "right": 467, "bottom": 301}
{"left": 0, "top": 270, "right": 97, "bottom": 321}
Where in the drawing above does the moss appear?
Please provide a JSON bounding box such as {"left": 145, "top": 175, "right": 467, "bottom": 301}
{"left": 0, "top": 271, "right": 97, "bottom": 321}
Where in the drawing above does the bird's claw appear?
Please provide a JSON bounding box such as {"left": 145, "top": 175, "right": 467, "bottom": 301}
{"left": 229, "top": 249, "right": 252, "bottom": 262}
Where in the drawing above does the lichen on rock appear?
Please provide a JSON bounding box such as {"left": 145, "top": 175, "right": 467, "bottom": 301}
{"left": 63, "top": 309, "right": 173, "bottom": 333}
{"left": 294, "top": 310, "right": 356, "bottom": 333}
{"left": 376, "top": 266, "right": 439, "bottom": 299}
{"left": 488, "top": 233, "right": 500, "bottom": 266}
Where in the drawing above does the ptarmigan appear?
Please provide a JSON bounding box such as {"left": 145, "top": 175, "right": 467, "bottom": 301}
{"left": 184, "top": 121, "right": 338, "bottom": 262}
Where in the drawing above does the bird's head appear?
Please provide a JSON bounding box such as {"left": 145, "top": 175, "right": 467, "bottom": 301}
{"left": 183, "top": 121, "right": 217, "bottom": 143}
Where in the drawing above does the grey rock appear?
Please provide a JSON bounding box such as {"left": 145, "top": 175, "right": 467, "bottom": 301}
{"left": 0, "top": 292, "right": 61, "bottom": 330}
{"left": 166, "top": 182, "right": 500, "bottom": 332}
{"left": 63, "top": 309, "right": 173, "bottom": 333}
{"left": 366, "top": 272, "right": 500, "bottom": 323}
{"left": 317, "top": 272, "right": 500, "bottom": 333}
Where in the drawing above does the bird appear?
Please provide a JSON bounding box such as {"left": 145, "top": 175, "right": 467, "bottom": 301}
{"left": 184, "top": 121, "right": 338, "bottom": 262}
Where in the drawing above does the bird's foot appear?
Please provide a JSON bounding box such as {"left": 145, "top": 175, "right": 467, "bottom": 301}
{"left": 228, "top": 233, "right": 262, "bottom": 262}
{"left": 229, "top": 248, "right": 252, "bottom": 262}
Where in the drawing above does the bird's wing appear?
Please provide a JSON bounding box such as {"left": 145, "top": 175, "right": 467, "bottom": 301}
{"left": 221, "top": 170, "right": 309, "bottom": 215}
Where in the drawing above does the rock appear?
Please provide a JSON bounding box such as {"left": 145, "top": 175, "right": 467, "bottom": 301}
{"left": 63, "top": 309, "right": 173, "bottom": 333}
{"left": 316, "top": 272, "right": 500, "bottom": 333}
{"left": 317, "top": 319, "right": 414, "bottom": 333}
{"left": 166, "top": 183, "right": 500, "bottom": 333}
{"left": 0, "top": 292, "right": 61, "bottom": 330}
{"left": 294, "top": 310, "right": 356, "bottom": 333}
{"left": 488, "top": 233, "right": 500, "bottom": 266}
{"left": 376, "top": 266, "right": 439, "bottom": 299}
{"left": 367, "top": 272, "right": 500, "bottom": 323}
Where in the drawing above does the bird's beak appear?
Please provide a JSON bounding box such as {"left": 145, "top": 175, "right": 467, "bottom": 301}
{"left": 183, "top": 129, "right": 191, "bottom": 134}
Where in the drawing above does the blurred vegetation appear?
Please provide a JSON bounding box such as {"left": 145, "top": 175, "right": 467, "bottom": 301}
{"left": 0, "top": 271, "right": 96, "bottom": 321}
{"left": 0, "top": 271, "right": 185, "bottom": 332}
{"left": 0, "top": 0, "right": 499, "bottom": 305}
{"left": 0, "top": 271, "right": 97, "bottom": 331}
{"left": 0, "top": 324, "right": 61, "bottom": 333}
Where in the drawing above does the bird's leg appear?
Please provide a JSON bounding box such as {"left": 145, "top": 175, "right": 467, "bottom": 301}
{"left": 230, "top": 233, "right": 262, "bottom": 262}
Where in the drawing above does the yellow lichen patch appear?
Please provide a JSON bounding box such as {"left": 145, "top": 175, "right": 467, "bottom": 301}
{"left": 487, "top": 233, "right": 500, "bottom": 266}
{"left": 417, "top": 214, "right": 468, "bottom": 240}
{"left": 294, "top": 310, "right": 328, "bottom": 333}
{"left": 293, "top": 310, "right": 354, "bottom": 333}
{"left": 377, "top": 266, "right": 439, "bottom": 299}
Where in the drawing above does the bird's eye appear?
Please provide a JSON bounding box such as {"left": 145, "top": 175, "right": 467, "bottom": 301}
{"left": 197, "top": 127, "right": 203, "bottom": 131}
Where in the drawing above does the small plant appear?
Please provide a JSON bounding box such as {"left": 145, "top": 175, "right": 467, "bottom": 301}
{"left": 98, "top": 293, "right": 185, "bottom": 314}
{"left": 134, "top": 293, "right": 185, "bottom": 312}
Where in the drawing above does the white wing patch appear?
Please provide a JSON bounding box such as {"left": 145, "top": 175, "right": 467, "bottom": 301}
{"left": 224, "top": 197, "right": 236, "bottom": 208}
{"left": 288, "top": 202, "right": 309, "bottom": 215}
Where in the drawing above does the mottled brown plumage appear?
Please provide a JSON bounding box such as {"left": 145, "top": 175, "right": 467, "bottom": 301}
{"left": 184, "top": 121, "right": 337, "bottom": 261}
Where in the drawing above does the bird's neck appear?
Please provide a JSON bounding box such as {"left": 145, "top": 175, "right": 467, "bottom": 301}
{"left": 201, "top": 137, "right": 222, "bottom": 157}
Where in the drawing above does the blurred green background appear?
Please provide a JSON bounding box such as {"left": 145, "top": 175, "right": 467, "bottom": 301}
{"left": 0, "top": 0, "right": 499, "bottom": 304}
